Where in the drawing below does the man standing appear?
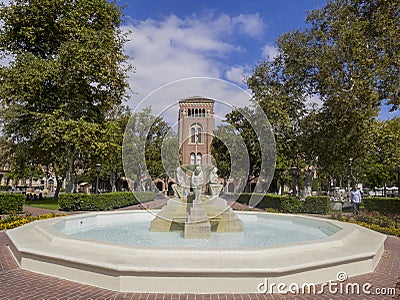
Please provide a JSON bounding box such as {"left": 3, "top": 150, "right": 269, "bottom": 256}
{"left": 350, "top": 185, "right": 362, "bottom": 215}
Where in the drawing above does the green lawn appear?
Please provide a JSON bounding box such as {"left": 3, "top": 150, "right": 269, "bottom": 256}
{"left": 25, "top": 197, "right": 60, "bottom": 210}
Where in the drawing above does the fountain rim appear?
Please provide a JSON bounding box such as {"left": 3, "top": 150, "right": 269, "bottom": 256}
{"left": 6, "top": 210, "right": 387, "bottom": 293}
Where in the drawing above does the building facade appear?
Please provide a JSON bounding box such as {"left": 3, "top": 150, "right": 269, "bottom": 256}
{"left": 178, "top": 97, "right": 215, "bottom": 166}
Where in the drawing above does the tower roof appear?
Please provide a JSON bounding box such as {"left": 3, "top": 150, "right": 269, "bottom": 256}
{"left": 179, "top": 96, "right": 214, "bottom": 104}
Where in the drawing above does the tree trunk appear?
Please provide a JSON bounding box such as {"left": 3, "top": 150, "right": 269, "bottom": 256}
{"left": 54, "top": 174, "right": 65, "bottom": 200}
{"left": 279, "top": 178, "right": 285, "bottom": 195}
{"left": 65, "top": 156, "right": 74, "bottom": 193}
{"left": 110, "top": 171, "right": 116, "bottom": 192}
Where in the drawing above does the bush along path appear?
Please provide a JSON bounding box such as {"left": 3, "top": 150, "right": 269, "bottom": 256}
{"left": 0, "top": 212, "right": 67, "bottom": 230}
{"left": 330, "top": 211, "right": 400, "bottom": 237}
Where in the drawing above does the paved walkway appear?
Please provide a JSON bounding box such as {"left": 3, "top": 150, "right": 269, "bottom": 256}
{"left": 0, "top": 201, "right": 399, "bottom": 299}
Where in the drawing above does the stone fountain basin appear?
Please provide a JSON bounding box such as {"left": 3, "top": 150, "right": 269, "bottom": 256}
{"left": 6, "top": 211, "right": 386, "bottom": 293}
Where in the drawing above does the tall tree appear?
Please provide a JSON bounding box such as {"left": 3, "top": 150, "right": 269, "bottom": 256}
{"left": 123, "top": 108, "right": 171, "bottom": 191}
{"left": 247, "top": 59, "right": 307, "bottom": 194}
{"left": 248, "top": 0, "right": 399, "bottom": 193}
{"left": 0, "top": 0, "right": 130, "bottom": 198}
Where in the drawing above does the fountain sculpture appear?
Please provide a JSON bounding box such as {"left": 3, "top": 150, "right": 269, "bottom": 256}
{"left": 150, "top": 166, "right": 243, "bottom": 238}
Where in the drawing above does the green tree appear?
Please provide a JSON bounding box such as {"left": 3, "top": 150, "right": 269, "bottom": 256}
{"left": 0, "top": 0, "right": 130, "bottom": 198}
{"left": 247, "top": 0, "right": 399, "bottom": 193}
{"left": 123, "top": 108, "right": 171, "bottom": 191}
{"left": 211, "top": 121, "right": 250, "bottom": 189}
{"left": 96, "top": 106, "right": 131, "bottom": 192}
{"left": 145, "top": 115, "right": 171, "bottom": 179}
{"left": 363, "top": 118, "right": 400, "bottom": 189}
{"left": 247, "top": 59, "right": 307, "bottom": 194}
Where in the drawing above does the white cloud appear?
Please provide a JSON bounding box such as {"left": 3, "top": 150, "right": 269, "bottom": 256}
{"left": 262, "top": 44, "right": 279, "bottom": 61}
{"left": 225, "top": 65, "right": 251, "bottom": 86}
{"left": 122, "top": 13, "right": 266, "bottom": 110}
{"left": 233, "top": 13, "right": 265, "bottom": 38}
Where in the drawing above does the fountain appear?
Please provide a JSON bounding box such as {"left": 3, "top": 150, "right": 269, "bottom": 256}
{"left": 5, "top": 167, "right": 387, "bottom": 293}
{"left": 6, "top": 201, "right": 386, "bottom": 293}
{"left": 150, "top": 166, "right": 243, "bottom": 238}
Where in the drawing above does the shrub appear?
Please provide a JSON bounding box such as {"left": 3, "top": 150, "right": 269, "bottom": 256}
{"left": 280, "top": 197, "right": 304, "bottom": 213}
{"left": 0, "top": 194, "right": 25, "bottom": 214}
{"left": 330, "top": 211, "right": 400, "bottom": 237}
{"left": 363, "top": 197, "right": 400, "bottom": 214}
{"left": 228, "top": 193, "right": 288, "bottom": 209}
{"left": 225, "top": 193, "right": 332, "bottom": 214}
{"left": 303, "top": 196, "right": 330, "bottom": 214}
{"left": 58, "top": 192, "right": 157, "bottom": 211}
{"left": 261, "top": 194, "right": 288, "bottom": 210}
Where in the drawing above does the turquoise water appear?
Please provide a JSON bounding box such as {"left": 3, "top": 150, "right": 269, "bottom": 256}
{"left": 57, "top": 213, "right": 339, "bottom": 249}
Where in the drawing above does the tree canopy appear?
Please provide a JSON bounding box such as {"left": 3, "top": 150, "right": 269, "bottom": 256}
{"left": 231, "top": 0, "right": 400, "bottom": 193}
{"left": 0, "top": 0, "right": 130, "bottom": 197}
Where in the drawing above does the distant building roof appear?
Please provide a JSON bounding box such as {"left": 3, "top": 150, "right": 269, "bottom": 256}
{"left": 179, "top": 96, "right": 215, "bottom": 104}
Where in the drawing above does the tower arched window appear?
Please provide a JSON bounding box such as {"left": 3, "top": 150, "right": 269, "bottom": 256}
{"left": 190, "top": 127, "right": 196, "bottom": 143}
{"left": 197, "top": 153, "right": 202, "bottom": 165}
{"left": 189, "top": 123, "right": 203, "bottom": 144}
{"left": 197, "top": 126, "right": 202, "bottom": 143}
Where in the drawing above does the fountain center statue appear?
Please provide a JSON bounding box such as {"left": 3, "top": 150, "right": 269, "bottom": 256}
{"left": 172, "top": 166, "right": 187, "bottom": 199}
{"left": 191, "top": 165, "right": 204, "bottom": 202}
{"left": 150, "top": 165, "right": 243, "bottom": 238}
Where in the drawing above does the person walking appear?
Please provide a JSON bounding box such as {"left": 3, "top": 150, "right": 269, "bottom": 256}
{"left": 350, "top": 185, "right": 362, "bottom": 215}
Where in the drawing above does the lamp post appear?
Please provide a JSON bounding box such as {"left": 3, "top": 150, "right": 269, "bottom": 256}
{"left": 348, "top": 158, "right": 353, "bottom": 197}
{"left": 95, "top": 163, "right": 101, "bottom": 194}
{"left": 29, "top": 162, "right": 34, "bottom": 188}
{"left": 290, "top": 166, "right": 298, "bottom": 197}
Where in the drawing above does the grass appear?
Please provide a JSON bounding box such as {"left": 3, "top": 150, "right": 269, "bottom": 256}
{"left": 24, "top": 197, "right": 60, "bottom": 210}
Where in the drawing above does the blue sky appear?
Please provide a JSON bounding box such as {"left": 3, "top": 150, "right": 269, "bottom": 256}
{"left": 121, "top": 1, "right": 324, "bottom": 105}
{"left": 120, "top": 0, "right": 399, "bottom": 121}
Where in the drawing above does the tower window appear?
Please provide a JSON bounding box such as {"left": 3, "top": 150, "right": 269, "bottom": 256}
{"left": 190, "top": 127, "right": 196, "bottom": 143}
{"left": 189, "top": 123, "right": 203, "bottom": 144}
{"left": 197, "top": 153, "right": 202, "bottom": 165}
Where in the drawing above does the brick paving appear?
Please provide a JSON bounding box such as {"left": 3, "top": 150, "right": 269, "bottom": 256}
{"left": 0, "top": 201, "right": 399, "bottom": 299}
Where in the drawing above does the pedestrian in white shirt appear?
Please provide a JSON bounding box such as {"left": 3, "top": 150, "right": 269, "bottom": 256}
{"left": 350, "top": 185, "right": 362, "bottom": 215}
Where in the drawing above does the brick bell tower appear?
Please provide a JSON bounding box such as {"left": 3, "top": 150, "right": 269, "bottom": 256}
{"left": 178, "top": 96, "right": 215, "bottom": 165}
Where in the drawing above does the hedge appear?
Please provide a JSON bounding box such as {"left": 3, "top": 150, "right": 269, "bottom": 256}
{"left": 0, "top": 194, "right": 25, "bottom": 214}
{"left": 58, "top": 192, "right": 157, "bottom": 211}
{"left": 303, "top": 196, "right": 330, "bottom": 214}
{"left": 363, "top": 197, "right": 400, "bottom": 214}
{"left": 230, "top": 193, "right": 286, "bottom": 209}
{"left": 280, "top": 197, "right": 304, "bottom": 213}
{"left": 224, "top": 193, "right": 330, "bottom": 214}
